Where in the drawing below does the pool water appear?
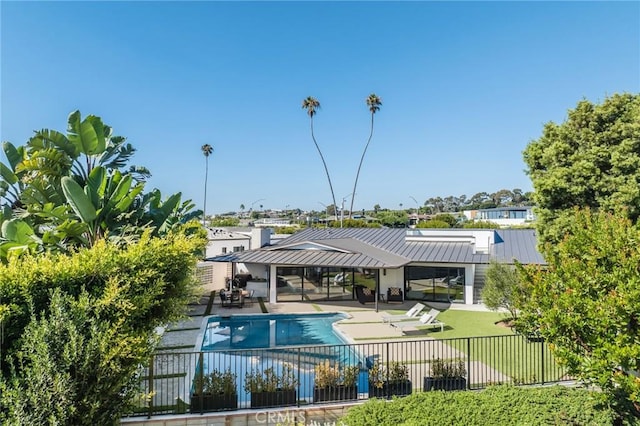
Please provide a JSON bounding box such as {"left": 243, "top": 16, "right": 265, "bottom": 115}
{"left": 202, "top": 313, "right": 348, "bottom": 350}
{"left": 196, "top": 313, "right": 369, "bottom": 404}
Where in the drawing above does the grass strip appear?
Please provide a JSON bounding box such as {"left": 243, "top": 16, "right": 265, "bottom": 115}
{"left": 155, "top": 344, "right": 194, "bottom": 351}
{"left": 165, "top": 327, "right": 200, "bottom": 332}
{"left": 140, "top": 372, "right": 186, "bottom": 380}
{"left": 204, "top": 290, "right": 215, "bottom": 315}
{"left": 258, "top": 297, "right": 268, "bottom": 313}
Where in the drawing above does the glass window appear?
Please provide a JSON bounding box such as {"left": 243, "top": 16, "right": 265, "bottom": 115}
{"left": 405, "top": 266, "right": 465, "bottom": 303}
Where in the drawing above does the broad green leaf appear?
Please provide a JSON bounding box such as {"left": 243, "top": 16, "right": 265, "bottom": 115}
{"left": 0, "top": 241, "right": 30, "bottom": 260}
{"left": 78, "top": 119, "right": 99, "bottom": 155}
{"left": 1, "top": 219, "right": 34, "bottom": 244}
{"left": 0, "top": 162, "right": 17, "bottom": 185}
{"left": 62, "top": 177, "right": 97, "bottom": 223}
{"left": 87, "top": 166, "right": 106, "bottom": 207}
{"left": 114, "top": 183, "right": 143, "bottom": 212}
{"left": 85, "top": 115, "right": 107, "bottom": 154}
{"left": 107, "top": 174, "right": 132, "bottom": 209}
{"left": 2, "top": 142, "right": 23, "bottom": 170}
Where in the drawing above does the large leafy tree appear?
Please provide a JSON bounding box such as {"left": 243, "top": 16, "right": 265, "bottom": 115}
{"left": 517, "top": 209, "right": 640, "bottom": 418}
{"left": 302, "top": 96, "right": 338, "bottom": 221}
{"left": 349, "top": 93, "right": 382, "bottom": 218}
{"left": 523, "top": 93, "right": 640, "bottom": 248}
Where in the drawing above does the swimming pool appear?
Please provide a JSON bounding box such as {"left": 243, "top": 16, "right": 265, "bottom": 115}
{"left": 201, "top": 313, "right": 349, "bottom": 350}
{"left": 194, "top": 313, "right": 368, "bottom": 406}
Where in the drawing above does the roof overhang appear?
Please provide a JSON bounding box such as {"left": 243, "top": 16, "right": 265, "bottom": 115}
{"left": 207, "top": 238, "right": 410, "bottom": 269}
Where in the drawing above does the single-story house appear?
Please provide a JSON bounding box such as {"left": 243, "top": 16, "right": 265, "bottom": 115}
{"left": 206, "top": 227, "right": 544, "bottom": 306}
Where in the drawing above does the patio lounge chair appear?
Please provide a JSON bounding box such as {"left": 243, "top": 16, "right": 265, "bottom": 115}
{"left": 390, "top": 310, "right": 445, "bottom": 333}
{"left": 381, "top": 302, "right": 426, "bottom": 323}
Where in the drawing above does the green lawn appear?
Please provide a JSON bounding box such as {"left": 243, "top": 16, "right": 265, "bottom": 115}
{"left": 382, "top": 307, "right": 513, "bottom": 338}
{"left": 382, "top": 307, "right": 568, "bottom": 383}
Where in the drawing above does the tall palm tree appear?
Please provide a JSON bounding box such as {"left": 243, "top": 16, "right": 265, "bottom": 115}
{"left": 349, "top": 93, "right": 382, "bottom": 218}
{"left": 302, "top": 96, "right": 338, "bottom": 221}
{"left": 201, "top": 144, "right": 214, "bottom": 226}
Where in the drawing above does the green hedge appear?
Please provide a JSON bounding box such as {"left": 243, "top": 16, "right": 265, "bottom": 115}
{"left": 341, "top": 385, "right": 633, "bottom": 425}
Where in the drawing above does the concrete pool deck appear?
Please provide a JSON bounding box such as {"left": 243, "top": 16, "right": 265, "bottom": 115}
{"left": 159, "top": 294, "right": 493, "bottom": 350}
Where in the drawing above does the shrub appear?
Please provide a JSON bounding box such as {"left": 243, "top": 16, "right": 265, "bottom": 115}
{"left": 369, "top": 360, "right": 410, "bottom": 388}
{"left": 314, "top": 362, "right": 360, "bottom": 388}
{"left": 244, "top": 364, "right": 298, "bottom": 393}
{"left": 341, "top": 385, "right": 622, "bottom": 425}
{"left": 430, "top": 358, "right": 466, "bottom": 379}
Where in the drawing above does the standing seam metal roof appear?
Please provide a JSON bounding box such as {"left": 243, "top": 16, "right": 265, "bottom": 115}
{"left": 206, "top": 227, "right": 544, "bottom": 266}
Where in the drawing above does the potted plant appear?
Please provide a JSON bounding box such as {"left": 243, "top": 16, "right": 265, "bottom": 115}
{"left": 423, "top": 358, "right": 467, "bottom": 391}
{"left": 368, "top": 360, "right": 412, "bottom": 398}
{"left": 313, "top": 361, "right": 359, "bottom": 402}
{"left": 190, "top": 368, "right": 238, "bottom": 412}
{"left": 244, "top": 364, "right": 298, "bottom": 408}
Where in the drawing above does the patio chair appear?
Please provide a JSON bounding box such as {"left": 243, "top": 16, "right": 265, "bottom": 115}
{"left": 381, "top": 302, "right": 426, "bottom": 323}
{"left": 390, "top": 310, "right": 445, "bottom": 333}
{"left": 386, "top": 287, "right": 404, "bottom": 303}
{"left": 355, "top": 285, "right": 376, "bottom": 304}
{"left": 219, "top": 291, "right": 230, "bottom": 308}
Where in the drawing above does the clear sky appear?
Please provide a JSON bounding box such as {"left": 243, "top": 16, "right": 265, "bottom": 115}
{"left": 2, "top": 1, "right": 639, "bottom": 215}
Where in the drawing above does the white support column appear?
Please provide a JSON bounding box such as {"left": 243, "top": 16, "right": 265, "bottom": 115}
{"left": 465, "top": 265, "right": 475, "bottom": 305}
{"left": 269, "top": 265, "right": 278, "bottom": 303}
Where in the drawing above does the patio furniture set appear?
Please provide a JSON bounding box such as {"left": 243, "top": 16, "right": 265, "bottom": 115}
{"left": 219, "top": 289, "right": 255, "bottom": 308}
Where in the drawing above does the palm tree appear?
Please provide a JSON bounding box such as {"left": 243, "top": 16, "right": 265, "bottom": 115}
{"left": 201, "top": 144, "right": 214, "bottom": 226}
{"left": 302, "top": 96, "right": 338, "bottom": 221}
{"left": 349, "top": 93, "right": 382, "bottom": 218}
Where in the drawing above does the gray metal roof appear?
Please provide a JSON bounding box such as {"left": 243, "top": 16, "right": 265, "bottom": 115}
{"left": 492, "top": 229, "right": 545, "bottom": 264}
{"left": 207, "top": 227, "right": 545, "bottom": 267}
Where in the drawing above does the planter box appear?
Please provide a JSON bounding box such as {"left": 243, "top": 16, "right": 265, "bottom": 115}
{"left": 313, "top": 385, "right": 358, "bottom": 403}
{"left": 190, "top": 392, "right": 238, "bottom": 413}
{"left": 369, "top": 380, "right": 412, "bottom": 398}
{"left": 423, "top": 377, "right": 467, "bottom": 391}
{"left": 250, "top": 389, "right": 297, "bottom": 408}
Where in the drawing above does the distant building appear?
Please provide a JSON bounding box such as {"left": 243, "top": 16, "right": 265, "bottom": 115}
{"left": 463, "top": 206, "right": 535, "bottom": 227}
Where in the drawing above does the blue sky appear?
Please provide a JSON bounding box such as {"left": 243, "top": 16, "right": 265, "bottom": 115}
{"left": 2, "top": 1, "right": 639, "bottom": 215}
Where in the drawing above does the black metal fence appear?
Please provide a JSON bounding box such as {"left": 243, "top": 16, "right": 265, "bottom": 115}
{"left": 128, "top": 334, "right": 571, "bottom": 418}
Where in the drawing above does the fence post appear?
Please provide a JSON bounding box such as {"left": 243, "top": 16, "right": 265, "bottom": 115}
{"left": 148, "top": 354, "right": 154, "bottom": 419}
{"left": 540, "top": 340, "right": 545, "bottom": 385}
{"left": 198, "top": 352, "right": 204, "bottom": 414}
{"left": 466, "top": 337, "right": 471, "bottom": 390}
{"left": 385, "top": 341, "right": 390, "bottom": 398}
{"left": 297, "top": 347, "right": 301, "bottom": 408}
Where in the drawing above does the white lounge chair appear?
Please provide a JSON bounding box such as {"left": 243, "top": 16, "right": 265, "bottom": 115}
{"left": 381, "top": 303, "right": 426, "bottom": 324}
{"left": 390, "top": 310, "right": 445, "bottom": 333}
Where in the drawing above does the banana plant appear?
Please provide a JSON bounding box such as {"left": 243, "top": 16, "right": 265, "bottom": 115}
{"left": 61, "top": 166, "right": 144, "bottom": 246}
{"left": 0, "top": 110, "right": 199, "bottom": 261}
